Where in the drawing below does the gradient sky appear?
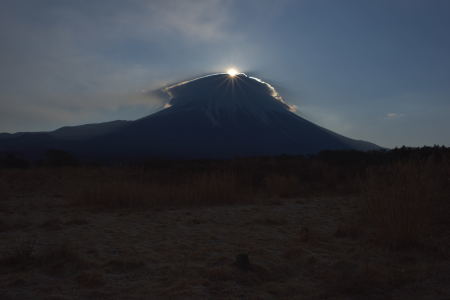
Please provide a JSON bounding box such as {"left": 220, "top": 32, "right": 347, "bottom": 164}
{"left": 1, "top": 0, "right": 449, "bottom": 147}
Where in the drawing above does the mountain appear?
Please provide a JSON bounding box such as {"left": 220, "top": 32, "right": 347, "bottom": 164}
{"left": 50, "top": 120, "right": 130, "bottom": 140}
{"left": 0, "top": 73, "right": 382, "bottom": 160}
{"left": 0, "top": 120, "right": 129, "bottom": 141}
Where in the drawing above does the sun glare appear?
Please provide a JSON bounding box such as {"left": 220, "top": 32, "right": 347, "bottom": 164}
{"left": 227, "top": 68, "right": 239, "bottom": 77}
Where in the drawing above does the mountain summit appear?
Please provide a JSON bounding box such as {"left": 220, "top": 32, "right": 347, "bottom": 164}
{"left": 0, "top": 73, "right": 381, "bottom": 160}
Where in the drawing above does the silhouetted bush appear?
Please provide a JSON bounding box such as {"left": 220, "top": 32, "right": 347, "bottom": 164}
{"left": 0, "top": 152, "right": 30, "bottom": 169}
{"left": 42, "top": 149, "right": 79, "bottom": 167}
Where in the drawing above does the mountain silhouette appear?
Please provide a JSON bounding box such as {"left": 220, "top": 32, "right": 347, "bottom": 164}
{"left": 0, "top": 73, "right": 381, "bottom": 160}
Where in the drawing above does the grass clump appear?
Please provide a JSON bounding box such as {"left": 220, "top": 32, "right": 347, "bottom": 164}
{"left": 0, "top": 239, "right": 36, "bottom": 268}
{"left": 1, "top": 240, "right": 86, "bottom": 274}
{"left": 361, "top": 159, "right": 449, "bottom": 248}
{"left": 74, "top": 171, "right": 252, "bottom": 210}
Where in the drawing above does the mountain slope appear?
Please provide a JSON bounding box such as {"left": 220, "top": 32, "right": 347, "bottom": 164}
{"left": 0, "top": 73, "right": 382, "bottom": 159}
{"left": 83, "top": 73, "right": 381, "bottom": 159}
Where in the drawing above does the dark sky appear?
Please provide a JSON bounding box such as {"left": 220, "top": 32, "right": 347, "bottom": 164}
{"left": 1, "top": 0, "right": 449, "bottom": 147}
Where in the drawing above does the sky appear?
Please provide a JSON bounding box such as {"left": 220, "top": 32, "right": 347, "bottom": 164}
{"left": 1, "top": 0, "right": 449, "bottom": 148}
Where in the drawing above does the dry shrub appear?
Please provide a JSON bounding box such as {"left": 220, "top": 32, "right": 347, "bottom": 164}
{"left": 0, "top": 175, "right": 9, "bottom": 203}
{"left": 1, "top": 239, "right": 86, "bottom": 275}
{"left": 37, "top": 242, "right": 84, "bottom": 266}
{"left": 249, "top": 217, "right": 287, "bottom": 226}
{"left": 77, "top": 270, "right": 105, "bottom": 288}
{"left": 321, "top": 260, "right": 391, "bottom": 297}
{"left": 361, "top": 159, "right": 448, "bottom": 248}
{"left": 74, "top": 171, "right": 252, "bottom": 209}
{"left": 204, "top": 266, "right": 235, "bottom": 282}
{"left": 264, "top": 174, "right": 300, "bottom": 198}
{"left": 104, "top": 259, "right": 146, "bottom": 273}
{"left": 0, "top": 184, "right": 6, "bottom": 201}
{"left": 0, "top": 167, "right": 74, "bottom": 197}
{"left": 0, "top": 239, "right": 36, "bottom": 267}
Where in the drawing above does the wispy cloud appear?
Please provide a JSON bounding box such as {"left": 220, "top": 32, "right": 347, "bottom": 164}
{"left": 142, "top": 0, "right": 234, "bottom": 41}
{"left": 386, "top": 112, "right": 405, "bottom": 119}
{"left": 0, "top": 0, "right": 238, "bottom": 132}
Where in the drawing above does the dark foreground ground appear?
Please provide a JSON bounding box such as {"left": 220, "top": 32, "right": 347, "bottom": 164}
{"left": 0, "top": 147, "right": 449, "bottom": 299}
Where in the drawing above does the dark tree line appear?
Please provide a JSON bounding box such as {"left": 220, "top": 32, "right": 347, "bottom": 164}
{"left": 0, "top": 146, "right": 449, "bottom": 169}
{"left": 0, "top": 149, "right": 79, "bottom": 168}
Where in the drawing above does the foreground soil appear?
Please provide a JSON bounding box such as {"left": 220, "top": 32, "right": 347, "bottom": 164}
{"left": 1, "top": 193, "right": 449, "bottom": 299}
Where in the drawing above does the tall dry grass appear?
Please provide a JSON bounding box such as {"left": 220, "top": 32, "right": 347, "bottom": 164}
{"left": 361, "top": 158, "right": 449, "bottom": 248}
{"left": 0, "top": 171, "right": 11, "bottom": 208}
{"left": 73, "top": 171, "right": 254, "bottom": 209}
{"left": 0, "top": 180, "right": 7, "bottom": 202}
{"left": 1, "top": 151, "right": 448, "bottom": 225}
{"left": 263, "top": 174, "right": 301, "bottom": 198}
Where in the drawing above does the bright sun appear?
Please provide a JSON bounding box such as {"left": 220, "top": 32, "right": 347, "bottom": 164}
{"left": 227, "top": 68, "right": 239, "bottom": 77}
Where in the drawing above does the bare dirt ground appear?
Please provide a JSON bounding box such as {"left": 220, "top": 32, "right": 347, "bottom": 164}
{"left": 1, "top": 192, "right": 449, "bottom": 299}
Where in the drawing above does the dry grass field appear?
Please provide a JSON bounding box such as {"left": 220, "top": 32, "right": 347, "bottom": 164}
{"left": 0, "top": 148, "right": 449, "bottom": 299}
